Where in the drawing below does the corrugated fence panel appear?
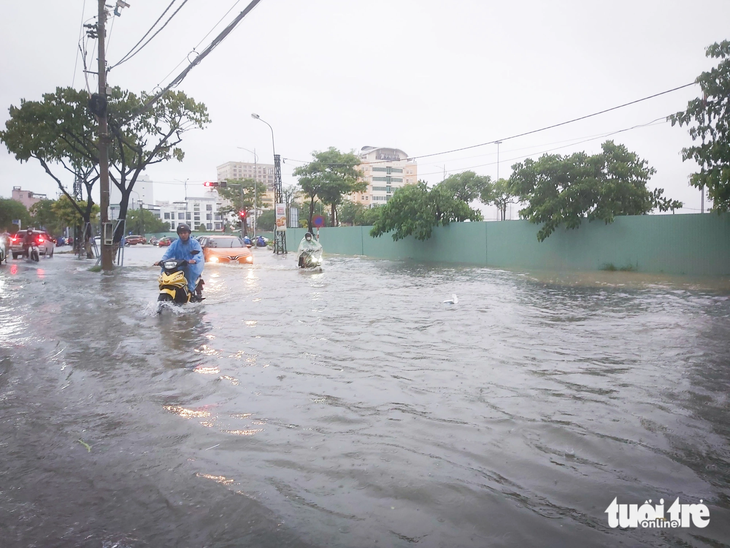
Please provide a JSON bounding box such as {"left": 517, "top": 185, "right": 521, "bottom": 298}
{"left": 282, "top": 214, "right": 730, "bottom": 276}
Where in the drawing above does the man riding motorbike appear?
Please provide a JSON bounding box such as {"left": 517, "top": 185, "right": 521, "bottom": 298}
{"left": 22, "top": 228, "right": 36, "bottom": 258}
{"left": 297, "top": 232, "right": 322, "bottom": 268}
{"left": 155, "top": 224, "right": 205, "bottom": 298}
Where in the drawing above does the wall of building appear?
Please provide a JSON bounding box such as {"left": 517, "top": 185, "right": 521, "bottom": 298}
{"left": 286, "top": 214, "right": 730, "bottom": 276}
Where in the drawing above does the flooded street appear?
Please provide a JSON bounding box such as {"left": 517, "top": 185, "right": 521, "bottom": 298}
{"left": 1, "top": 247, "right": 729, "bottom": 547}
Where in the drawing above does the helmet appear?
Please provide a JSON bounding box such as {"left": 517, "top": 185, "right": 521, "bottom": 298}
{"left": 177, "top": 223, "right": 191, "bottom": 235}
{"left": 304, "top": 232, "right": 312, "bottom": 240}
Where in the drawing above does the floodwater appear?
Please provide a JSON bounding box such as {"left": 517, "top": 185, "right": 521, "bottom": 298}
{"left": 1, "top": 246, "right": 729, "bottom": 548}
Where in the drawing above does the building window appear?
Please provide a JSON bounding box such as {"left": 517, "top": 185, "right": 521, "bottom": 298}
{"left": 186, "top": 212, "right": 191, "bottom": 220}
{"left": 178, "top": 213, "right": 185, "bottom": 220}
{"left": 206, "top": 204, "right": 212, "bottom": 211}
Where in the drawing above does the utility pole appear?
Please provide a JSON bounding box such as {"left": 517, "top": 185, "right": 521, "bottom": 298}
{"left": 97, "top": 0, "right": 113, "bottom": 271}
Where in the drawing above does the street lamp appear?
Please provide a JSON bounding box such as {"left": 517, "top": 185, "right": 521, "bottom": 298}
{"left": 252, "top": 113, "right": 286, "bottom": 254}
{"left": 251, "top": 113, "right": 275, "bottom": 158}
{"left": 238, "top": 146, "right": 258, "bottom": 237}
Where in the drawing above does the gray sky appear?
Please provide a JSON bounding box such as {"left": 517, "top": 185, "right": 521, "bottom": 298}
{"left": 1, "top": 0, "right": 728, "bottom": 219}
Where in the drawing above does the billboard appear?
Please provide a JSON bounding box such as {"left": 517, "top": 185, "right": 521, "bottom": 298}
{"left": 275, "top": 203, "right": 287, "bottom": 231}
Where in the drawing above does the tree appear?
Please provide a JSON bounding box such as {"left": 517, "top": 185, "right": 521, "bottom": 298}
{"left": 509, "top": 140, "right": 682, "bottom": 241}
{"left": 293, "top": 147, "right": 364, "bottom": 231}
{"left": 0, "top": 87, "right": 99, "bottom": 230}
{"left": 370, "top": 181, "right": 482, "bottom": 241}
{"left": 338, "top": 200, "right": 366, "bottom": 226}
{"left": 669, "top": 40, "right": 730, "bottom": 211}
{"left": 0, "top": 198, "right": 30, "bottom": 232}
{"left": 255, "top": 209, "right": 275, "bottom": 232}
{"left": 126, "top": 207, "right": 169, "bottom": 235}
{"left": 30, "top": 199, "right": 65, "bottom": 235}
{"left": 0, "top": 86, "right": 210, "bottom": 244}
{"left": 52, "top": 195, "right": 99, "bottom": 228}
{"left": 486, "top": 178, "right": 519, "bottom": 220}
{"left": 217, "top": 178, "right": 267, "bottom": 235}
{"left": 440, "top": 171, "right": 492, "bottom": 203}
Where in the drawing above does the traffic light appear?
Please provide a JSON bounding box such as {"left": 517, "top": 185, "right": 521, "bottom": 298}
{"left": 203, "top": 181, "right": 227, "bottom": 188}
{"left": 238, "top": 210, "right": 247, "bottom": 219}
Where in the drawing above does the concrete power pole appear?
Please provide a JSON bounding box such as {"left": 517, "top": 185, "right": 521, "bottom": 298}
{"left": 97, "top": 0, "right": 113, "bottom": 271}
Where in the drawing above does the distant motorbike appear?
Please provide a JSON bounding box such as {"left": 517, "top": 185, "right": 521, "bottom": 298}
{"left": 155, "top": 257, "right": 204, "bottom": 310}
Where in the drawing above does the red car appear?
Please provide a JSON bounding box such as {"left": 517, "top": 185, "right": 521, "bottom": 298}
{"left": 125, "top": 235, "right": 146, "bottom": 245}
{"left": 158, "top": 237, "right": 175, "bottom": 247}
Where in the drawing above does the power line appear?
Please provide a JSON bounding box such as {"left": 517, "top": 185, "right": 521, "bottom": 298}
{"left": 409, "top": 82, "right": 696, "bottom": 162}
{"left": 109, "top": 0, "right": 189, "bottom": 71}
{"left": 129, "top": 0, "right": 262, "bottom": 122}
{"left": 153, "top": 0, "right": 244, "bottom": 91}
{"left": 71, "top": 0, "right": 88, "bottom": 88}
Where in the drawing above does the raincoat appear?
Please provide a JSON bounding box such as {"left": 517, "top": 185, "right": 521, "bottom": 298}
{"left": 297, "top": 235, "right": 322, "bottom": 267}
{"left": 161, "top": 236, "right": 205, "bottom": 292}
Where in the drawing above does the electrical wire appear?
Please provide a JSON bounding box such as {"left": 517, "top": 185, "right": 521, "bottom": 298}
{"left": 416, "top": 116, "right": 670, "bottom": 178}
{"left": 409, "top": 82, "right": 696, "bottom": 163}
{"left": 71, "top": 0, "right": 87, "bottom": 88}
{"left": 109, "top": 0, "right": 189, "bottom": 71}
{"left": 152, "top": 0, "right": 243, "bottom": 91}
{"left": 128, "top": 0, "right": 262, "bottom": 122}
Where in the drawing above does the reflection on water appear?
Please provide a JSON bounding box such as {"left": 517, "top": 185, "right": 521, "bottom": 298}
{"left": 0, "top": 249, "right": 729, "bottom": 547}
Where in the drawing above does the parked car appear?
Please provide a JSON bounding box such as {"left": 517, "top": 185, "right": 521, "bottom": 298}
{"left": 198, "top": 236, "right": 253, "bottom": 264}
{"left": 158, "top": 237, "right": 175, "bottom": 247}
{"left": 149, "top": 237, "right": 159, "bottom": 246}
{"left": 125, "top": 235, "right": 146, "bottom": 245}
{"left": 9, "top": 230, "right": 55, "bottom": 259}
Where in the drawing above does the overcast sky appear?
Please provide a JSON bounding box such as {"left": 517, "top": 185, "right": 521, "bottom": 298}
{"left": 1, "top": 0, "right": 728, "bottom": 219}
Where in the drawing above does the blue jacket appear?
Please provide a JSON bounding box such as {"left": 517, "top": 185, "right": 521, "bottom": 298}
{"left": 161, "top": 236, "right": 204, "bottom": 289}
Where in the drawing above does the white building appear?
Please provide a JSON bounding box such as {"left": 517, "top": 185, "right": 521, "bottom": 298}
{"left": 110, "top": 174, "right": 155, "bottom": 220}
{"left": 157, "top": 195, "right": 225, "bottom": 232}
{"left": 353, "top": 147, "right": 418, "bottom": 206}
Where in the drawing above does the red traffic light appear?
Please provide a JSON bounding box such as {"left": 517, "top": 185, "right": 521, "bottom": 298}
{"left": 238, "top": 210, "right": 247, "bottom": 219}
{"left": 203, "top": 181, "right": 218, "bottom": 187}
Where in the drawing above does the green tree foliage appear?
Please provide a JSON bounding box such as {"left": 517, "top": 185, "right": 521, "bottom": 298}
{"left": 293, "top": 147, "right": 364, "bottom": 231}
{"left": 439, "top": 171, "right": 492, "bottom": 203}
{"left": 217, "top": 178, "right": 267, "bottom": 235}
{"left": 255, "top": 209, "right": 275, "bottom": 232}
{"left": 370, "top": 181, "right": 482, "bottom": 241}
{"left": 669, "top": 40, "right": 730, "bottom": 211}
{"left": 338, "top": 201, "right": 384, "bottom": 226}
{"left": 126, "top": 207, "right": 168, "bottom": 235}
{"left": 52, "top": 195, "right": 99, "bottom": 228}
{"left": 0, "top": 198, "right": 30, "bottom": 232}
{"left": 510, "top": 140, "right": 682, "bottom": 241}
{"left": 30, "top": 199, "right": 65, "bottom": 235}
{"left": 486, "top": 178, "right": 519, "bottom": 221}
{"left": 0, "top": 87, "right": 99, "bottom": 225}
{"left": 0, "top": 87, "right": 210, "bottom": 242}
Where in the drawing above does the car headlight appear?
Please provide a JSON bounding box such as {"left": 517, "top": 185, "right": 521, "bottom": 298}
{"left": 209, "top": 256, "right": 219, "bottom": 263}
{"left": 245, "top": 256, "right": 253, "bottom": 263}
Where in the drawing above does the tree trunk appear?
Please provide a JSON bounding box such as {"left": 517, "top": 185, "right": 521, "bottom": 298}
{"left": 308, "top": 197, "right": 315, "bottom": 233}
{"left": 330, "top": 203, "right": 337, "bottom": 227}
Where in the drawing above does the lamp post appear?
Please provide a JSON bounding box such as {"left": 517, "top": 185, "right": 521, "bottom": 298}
{"left": 252, "top": 113, "right": 286, "bottom": 254}
{"left": 237, "top": 146, "right": 258, "bottom": 237}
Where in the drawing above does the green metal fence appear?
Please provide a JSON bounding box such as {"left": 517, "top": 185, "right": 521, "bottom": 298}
{"left": 287, "top": 214, "right": 730, "bottom": 276}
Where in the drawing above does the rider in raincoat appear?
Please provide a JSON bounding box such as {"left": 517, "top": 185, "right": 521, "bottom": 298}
{"left": 297, "top": 232, "right": 322, "bottom": 268}
{"left": 160, "top": 224, "right": 204, "bottom": 293}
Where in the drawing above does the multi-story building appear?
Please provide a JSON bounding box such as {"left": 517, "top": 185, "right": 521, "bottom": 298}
{"left": 11, "top": 186, "right": 47, "bottom": 209}
{"left": 110, "top": 174, "right": 155, "bottom": 220}
{"left": 353, "top": 147, "right": 417, "bottom": 206}
{"left": 157, "top": 195, "right": 225, "bottom": 232}
{"left": 216, "top": 161, "right": 275, "bottom": 189}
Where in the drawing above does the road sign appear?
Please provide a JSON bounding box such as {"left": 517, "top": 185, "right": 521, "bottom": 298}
{"left": 313, "top": 215, "right": 324, "bottom": 228}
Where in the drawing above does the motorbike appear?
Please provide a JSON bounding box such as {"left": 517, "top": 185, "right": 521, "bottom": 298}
{"left": 156, "top": 256, "right": 204, "bottom": 310}
{"left": 297, "top": 238, "right": 323, "bottom": 270}
{"left": 25, "top": 241, "right": 40, "bottom": 262}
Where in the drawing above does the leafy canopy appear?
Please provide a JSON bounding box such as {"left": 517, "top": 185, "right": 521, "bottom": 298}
{"left": 669, "top": 40, "right": 730, "bottom": 211}
{"left": 370, "top": 181, "right": 482, "bottom": 241}
{"left": 293, "top": 147, "right": 363, "bottom": 230}
{"left": 509, "top": 140, "right": 682, "bottom": 241}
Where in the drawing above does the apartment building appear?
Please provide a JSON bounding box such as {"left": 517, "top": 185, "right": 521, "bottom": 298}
{"left": 353, "top": 146, "right": 417, "bottom": 206}
{"left": 157, "top": 195, "right": 225, "bottom": 232}
{"left": 216, "top": 161, "right": 275, "bottom": 189}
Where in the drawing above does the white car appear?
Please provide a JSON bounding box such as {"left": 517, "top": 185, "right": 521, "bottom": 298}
{"left": 9, "top": 230, "right": 55, "bottom": 259}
